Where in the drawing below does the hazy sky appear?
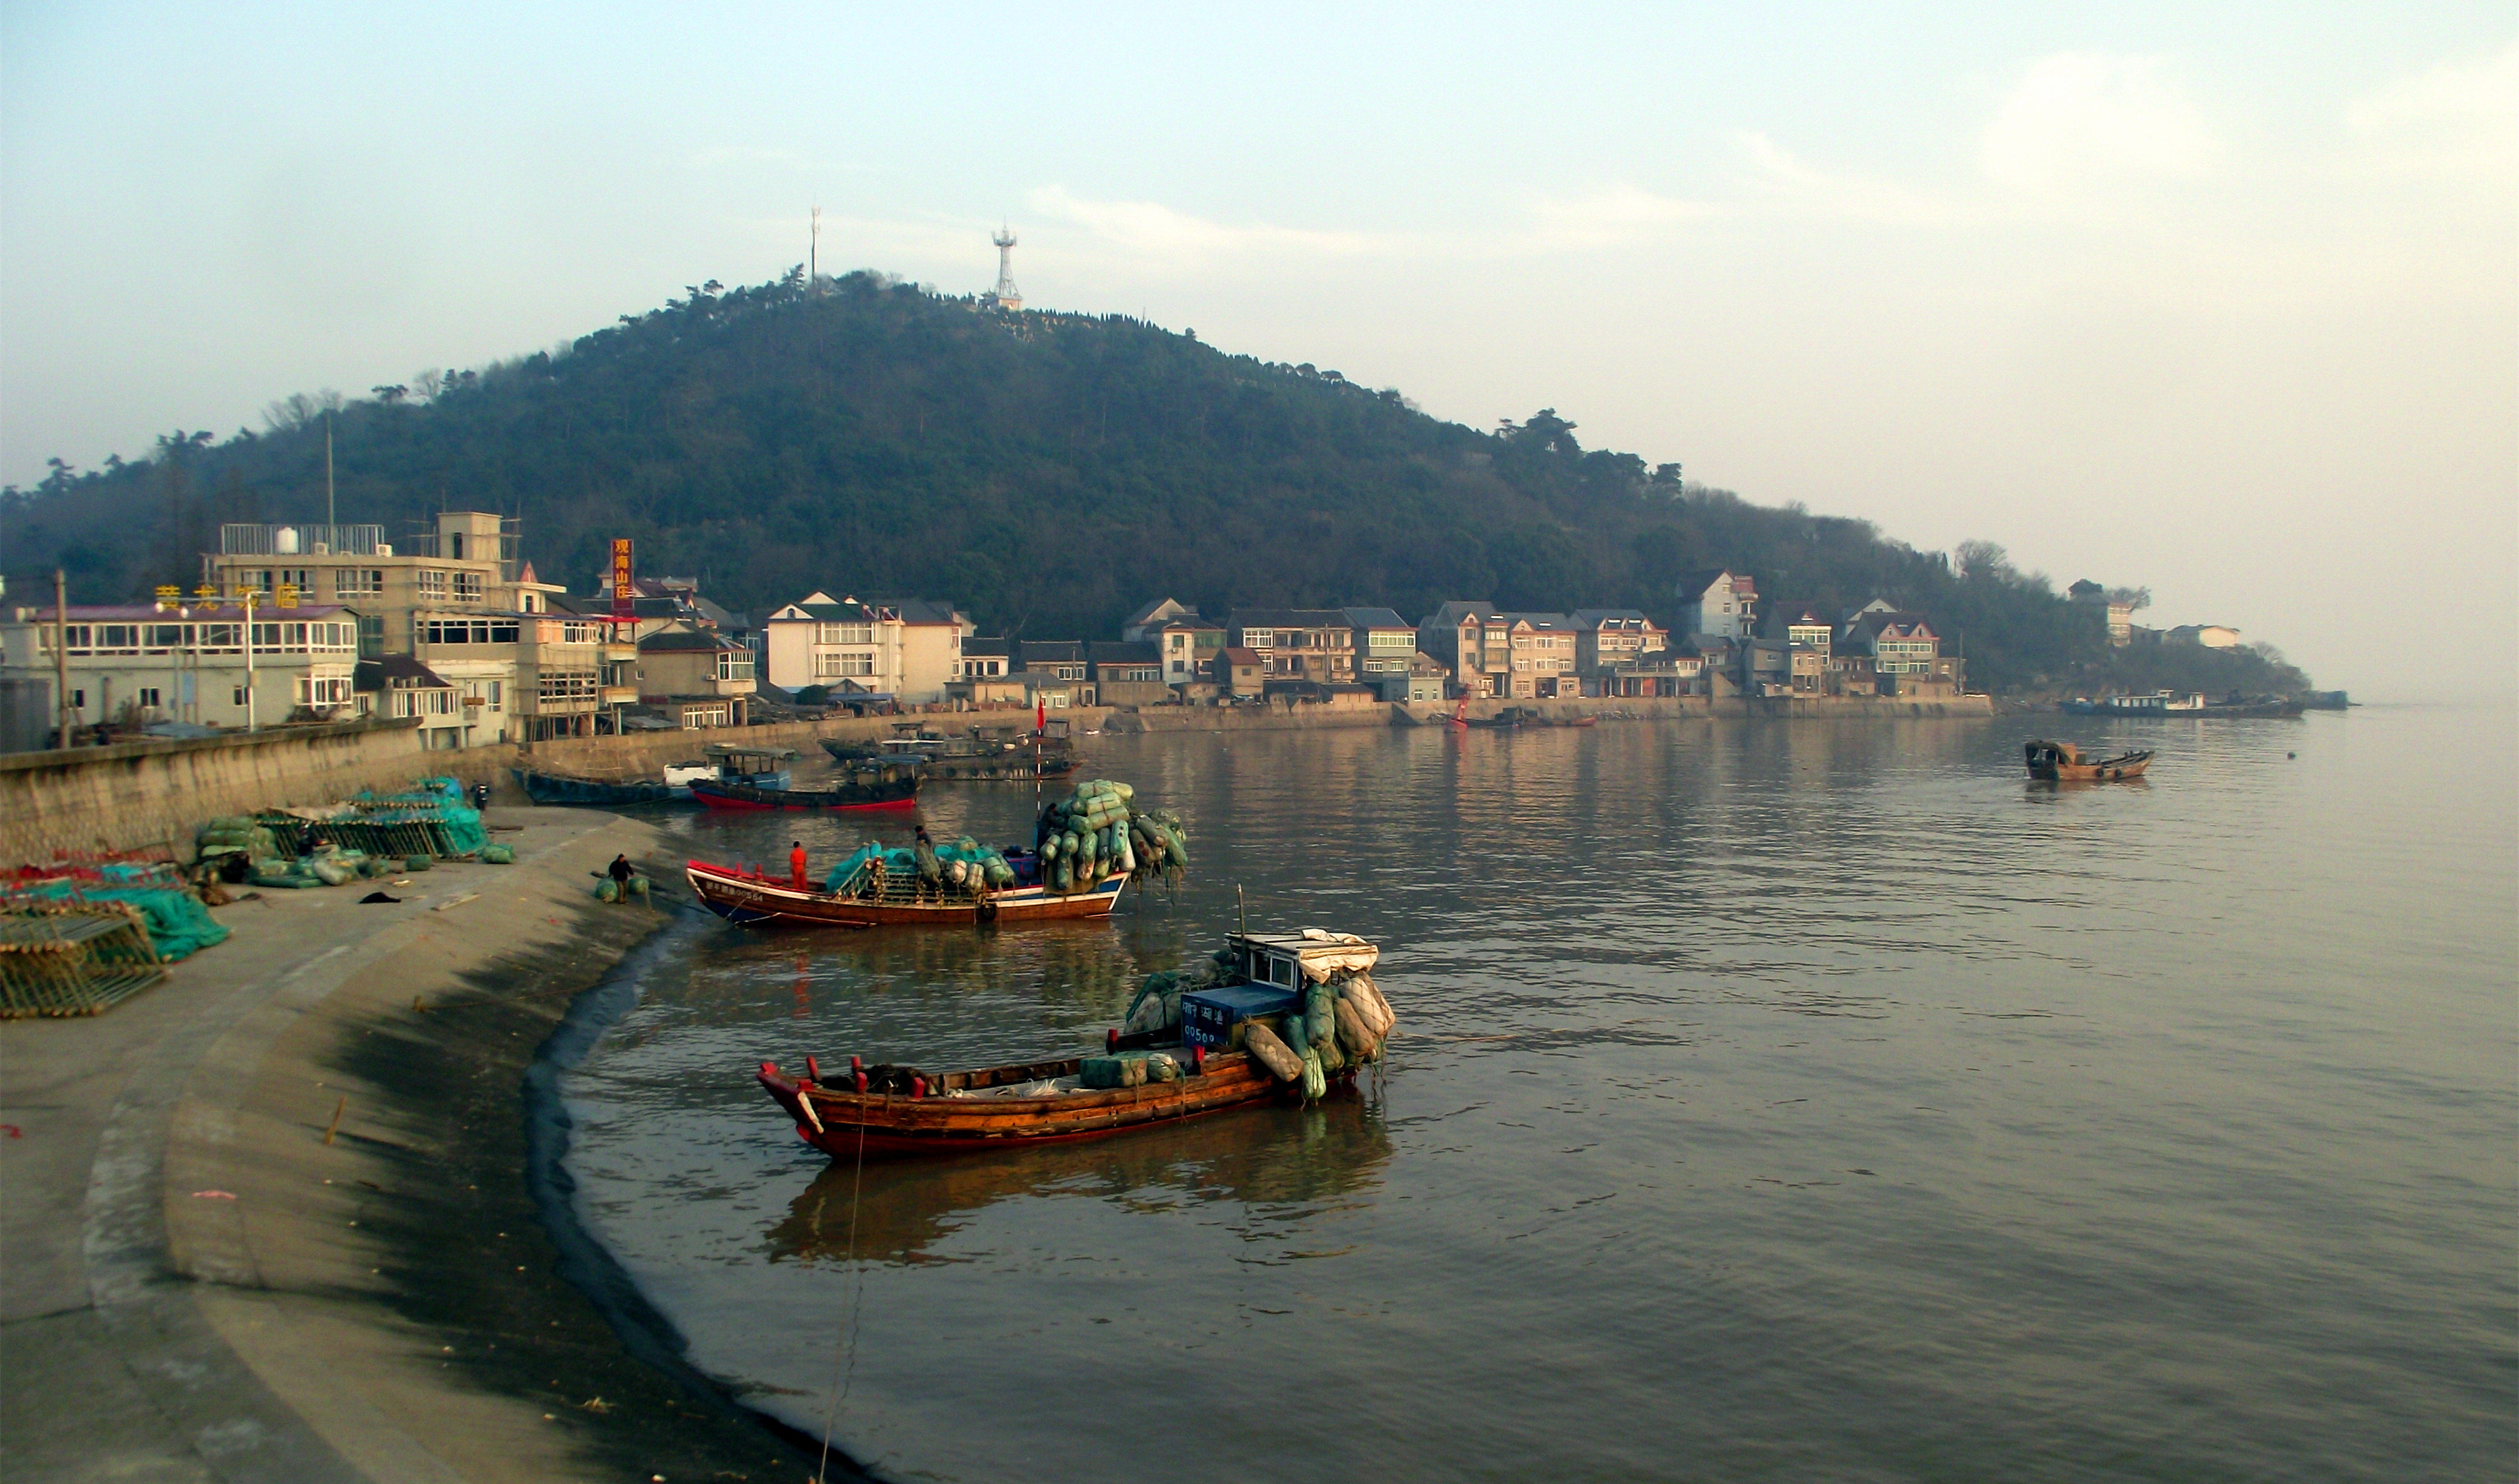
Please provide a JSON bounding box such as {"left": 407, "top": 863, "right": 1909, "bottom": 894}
{"left": 4, "top": 3, "right": 2510, "bottom": 693}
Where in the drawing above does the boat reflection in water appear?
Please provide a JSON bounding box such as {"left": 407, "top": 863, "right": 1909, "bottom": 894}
{"left": 763, "top": 1084, "right": 1395, "bottom": 1268}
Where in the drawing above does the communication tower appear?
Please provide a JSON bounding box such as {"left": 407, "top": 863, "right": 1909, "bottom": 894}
{"left": 986, "top": 224, "right": 1021, "bottom": 312}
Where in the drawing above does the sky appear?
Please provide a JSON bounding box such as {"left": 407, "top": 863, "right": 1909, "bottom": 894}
{"left": 3, "top": 3, "right": 2510, "bottom": 695}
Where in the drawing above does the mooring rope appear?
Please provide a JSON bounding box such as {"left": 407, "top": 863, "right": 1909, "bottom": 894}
{"left": 814, "top": 1113, "right": 869, "bottom": 1484}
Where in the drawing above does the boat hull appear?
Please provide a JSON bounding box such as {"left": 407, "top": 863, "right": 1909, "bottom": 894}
{"left": 758, "top": 1053, "right": 1290, "bottom": 1158}
{"left": 513, "top": 768, "right": 691, "bottom": 806}
{"left": 686, "top": 859, "right": 1125, "bottom": 927}
{"left": 689, "top": 777, "right": 918, "bottom": 812}
{"left": 817, "top": 738, "right": 1076, "bottom": 781}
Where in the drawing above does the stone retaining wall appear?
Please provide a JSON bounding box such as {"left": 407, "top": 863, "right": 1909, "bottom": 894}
{"left": 0, "top": 720, "right": 441, "bottom": 866}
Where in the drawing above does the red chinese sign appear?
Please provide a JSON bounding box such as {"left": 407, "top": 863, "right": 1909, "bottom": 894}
{"left": 610, "top": 539, "right": 634, "bottom": 622}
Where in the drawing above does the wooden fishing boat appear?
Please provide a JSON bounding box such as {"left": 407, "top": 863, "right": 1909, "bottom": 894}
{"left": 513, "top": 752, "right": 781, "bottom": 808}
{"left": 758, "top": 1048, "right": 1289, "bottom": 1158}
{"left": 2024, "top": 739, "right": 2154, "bottom": 782}
{"left": 689, "top": 766, "right": 920, "bottom": 812}
{"left": 818, "top": 736, "right": 1077, "bottom": 781}
{"left": 513, "top": 769, "right": 689, "bottom": 806}
{"left": 754, "top": 928, "right": 1384, "bottom": 1157}
{"left": 686, "top": 858, "right": 1125, "bottom": 926}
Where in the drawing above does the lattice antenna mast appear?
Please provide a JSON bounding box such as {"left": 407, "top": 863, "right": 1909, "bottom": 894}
{"left": 989, "top": 224, "right": 1021, "bottom": 310}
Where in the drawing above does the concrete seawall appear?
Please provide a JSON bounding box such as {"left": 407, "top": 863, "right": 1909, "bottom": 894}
{"left": 0, "top": 719, "right": 443, "bottom": 866}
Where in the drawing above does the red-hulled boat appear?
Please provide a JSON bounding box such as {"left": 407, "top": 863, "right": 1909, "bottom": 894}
{"left": 758, "top": 1048, "right": 1287, "bottom": 1158}
{"left": 686, "top": 858, "right": 1125, "bottom": 927}
{"left": 755, "top": 929, "right": 1386, "bottom": 1158}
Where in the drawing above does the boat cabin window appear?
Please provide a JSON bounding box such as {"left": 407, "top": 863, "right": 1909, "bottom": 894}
{"left": 1263, "top": 953, "right": 1299, "bottom": 988}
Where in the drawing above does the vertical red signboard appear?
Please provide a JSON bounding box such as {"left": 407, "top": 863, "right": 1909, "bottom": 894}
{"left": 610, "top": 540, "right": 634, "bottom": 623}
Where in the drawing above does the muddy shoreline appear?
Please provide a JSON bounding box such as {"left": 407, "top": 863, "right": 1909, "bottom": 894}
{"left": 335, "top": 876, "right": 875, "bottom": 1481}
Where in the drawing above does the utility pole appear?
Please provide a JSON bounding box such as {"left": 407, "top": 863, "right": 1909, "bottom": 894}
{"left": 810, "top": 205, "right": 820, "bottom": 286}
{"left": 242, "top": 589, "right": 258, "bottom": 733}
{"left": 325, "top": 412, "right": 336, "bottom": 529}
{"left": 53, "top": 569, "right": 72, "bottom": 748}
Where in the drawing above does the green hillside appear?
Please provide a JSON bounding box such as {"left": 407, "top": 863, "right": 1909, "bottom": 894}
{"left": 1, "top": 268, "right": 2306, "bottom": 695}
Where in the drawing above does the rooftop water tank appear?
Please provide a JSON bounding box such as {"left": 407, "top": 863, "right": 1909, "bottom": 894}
{"left": 273, "top": 526, "right": 300, "bottom": 554}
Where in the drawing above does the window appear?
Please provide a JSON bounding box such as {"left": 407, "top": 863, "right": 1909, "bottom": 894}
{"left": 334, "top": 568, "right": 382, "bottom": 598}
{"left": 1243, "top": 629, "right": 1273, "bottom": 648}
{"left": 417, "top": 570, "right": 449, "bottom": 598}
{"left": 299, "top": 676, "right": 352, "bottom": 706}
{"left": 139, "top": 687, "right": 161, "bottom": 708}
{"left": 538, "top": 671, "right": 599, "bottom": 703}
{"left": 1169, "top": 633, "right": 1185, "bottom": 650}
{"left": 232, "top": 687, "right": 246, "bottom": 705}
{"left": 453, "top": 572, "right": 484, "bottom": 601}
{"left": 715, "top": 652, "right": 754, "bottom": 681}
{"left": 560, "top": 622, "right": 593, "bottom": 645}
{"left": 391, "top": 688, "right": 457, "bottom": 717}
{"left": 817, "top": 622, "right": 873, "bottom": 645}
{"left": 356, "top": 615, "right": 384, "bottom": 658}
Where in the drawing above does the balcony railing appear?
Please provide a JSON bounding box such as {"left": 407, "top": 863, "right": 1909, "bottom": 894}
{"left": 220, "top": 523, "right": 388, "bottom": 556}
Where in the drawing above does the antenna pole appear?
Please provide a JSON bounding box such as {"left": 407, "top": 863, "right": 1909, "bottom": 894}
{"left": 1236, "top": 884, "right": 1246, "bottom": 934}
{"left": 810, "top": 205, "right": 820, "bottom": 285}
{"left": 54, "top": 569, "right": 72, "bottom": 748}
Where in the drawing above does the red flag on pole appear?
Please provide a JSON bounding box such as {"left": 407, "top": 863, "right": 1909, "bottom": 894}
{"left": 1035, "top": 697, "right": 1046, "bottom": 734}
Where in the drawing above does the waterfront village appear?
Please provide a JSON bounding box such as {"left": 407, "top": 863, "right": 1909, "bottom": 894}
{"left": 0, "top": 509, "right": 2227, "bottom": 750}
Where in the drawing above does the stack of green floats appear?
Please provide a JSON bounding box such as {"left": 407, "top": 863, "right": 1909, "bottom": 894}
{"left": 825, "top": 836, "right": 1016, "bottom": 898}
{"left": 1122, "top": 953, "right": 1395, "bottom": 1103}
{"left": 1033, "top": 779, "right": 1190, "bottom": 896}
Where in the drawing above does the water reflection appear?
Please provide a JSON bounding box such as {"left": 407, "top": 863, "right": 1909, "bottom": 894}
{"left": 766, "top": 1087, "right": 1395, "bottom": 1267}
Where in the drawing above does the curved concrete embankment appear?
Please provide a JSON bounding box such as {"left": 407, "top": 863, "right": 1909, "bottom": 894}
{"left": 0, "top": 808, "right": 826, "bottom": 1483}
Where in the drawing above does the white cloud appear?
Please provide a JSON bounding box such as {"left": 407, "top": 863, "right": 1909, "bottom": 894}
{"left": 2346, "top": 42, "right": 2518, "bottom": 179}
{"left": 1523, "top": 184, "right": 1726, "bottom": 248}
{"left": 1023, "top": 185, "right": 1396, "bottom": 262}
{"left": 1734, "top": 132, "right": 1961, "bottom": 226}
{"left": 1978, "top": 53, "right": 2219, "bottom": 199}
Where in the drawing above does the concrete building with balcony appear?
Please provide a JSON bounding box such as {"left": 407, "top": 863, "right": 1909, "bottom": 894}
{"left": 1152, "top": 616, "right": 1225, "bottom": 689}
{"left": 205, "top": 513, "right": 561, "bottom": 659}
{"left": 1086, "top": 642, "right": 1168, "bottom": 706}
{"left": 0, "top": 601, "right": 363, "bottom": 739}
{"left": 1676, "top": 570, "right": 1758, "bottom": 642}
{"left": 635, "top": 625, "right": 756, "bottom": 728}
{"left": 1225, "top": 609, "right": 1357, "bottom": 685}
{"left": 1572, "top": 610, "right": 1668, "bottom": 694}
{"left": 1343, "top": 608, "right": 1418, "bottom": 689}
{"left": 353, "top": 655, "right": 465, "bottom": 749}
{"left": 760, "top": 592, "right": 969, "bottom": 703}
{"left": 1418, "top": 603, "right": 1581, "bottom": 699}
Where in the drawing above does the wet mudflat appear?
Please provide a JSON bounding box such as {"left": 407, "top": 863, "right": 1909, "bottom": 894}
{"left": 563, "top": 704, "right": 2514, "bottom": 1482}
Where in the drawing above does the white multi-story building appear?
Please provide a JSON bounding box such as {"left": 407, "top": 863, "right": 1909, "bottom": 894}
{"left": 759, "top": 592, "right": 969, "bottom": 703}
{"left": 1676, "top": 569, "right": 1758, "bottom": 642}
{"left": 0, "top": 600, "right": 361, "bottom": 737}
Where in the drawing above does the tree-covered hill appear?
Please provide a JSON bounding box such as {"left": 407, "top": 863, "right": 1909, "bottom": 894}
{"left": 1, "top": 269, "right": 2306, "bottom": 694}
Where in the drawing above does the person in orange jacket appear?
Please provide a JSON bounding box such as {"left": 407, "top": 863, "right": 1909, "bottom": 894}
{"left": 789, "top": 841, "right": 809, "bottom": 891}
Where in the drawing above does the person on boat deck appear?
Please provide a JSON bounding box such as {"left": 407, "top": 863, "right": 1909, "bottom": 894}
{"left": 789, "top": 841, "right": 808, "bottom": 890}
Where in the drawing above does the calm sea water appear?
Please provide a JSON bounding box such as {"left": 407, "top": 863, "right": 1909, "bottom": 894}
{"left": 563, "top": 705, "right": 2515, "bottom": 1482}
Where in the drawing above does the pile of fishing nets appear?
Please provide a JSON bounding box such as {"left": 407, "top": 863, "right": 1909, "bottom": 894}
{"left": 194, "top": 817, "right": 281, "bottom": 865}
{"left": 4, "top": 880, "right": 231, "bottom": 961}
{"left": 1034, "top": 779, "right": 1188, "bottom": 895}
{"left": 1240, "top": 968, "right": 1394, "bottom": 1101}
{"left": 825, "top": 836, "right": 1016, "bottom": 898}
{"left": 1122, "top": 937, "right": 1395, "bottom": 1103}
